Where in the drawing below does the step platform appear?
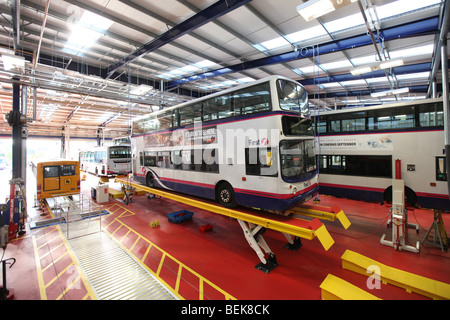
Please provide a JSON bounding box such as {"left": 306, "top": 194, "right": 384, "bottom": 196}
{"left": 341, "top": 249, "right": 450, "bottom": 300}
{"left": 319, "top": 274, "right": 381, "bottom": 300}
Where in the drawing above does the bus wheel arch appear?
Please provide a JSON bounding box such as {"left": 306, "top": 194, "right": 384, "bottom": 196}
{"left": 382, "top": 185, "right": 418, "bottom": 208}
{"left": 215, "top": 181, "right": 237, "bottom": 208}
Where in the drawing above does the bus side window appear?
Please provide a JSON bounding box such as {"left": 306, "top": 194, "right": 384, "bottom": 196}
{"left": 436, "top": 157, "right": 447, "bottom": 181}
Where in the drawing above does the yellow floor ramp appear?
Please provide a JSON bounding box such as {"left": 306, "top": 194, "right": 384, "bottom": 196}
{"left": 320, "top": 274, "right": 381, "bottom": 300}
{"left": 341, "top": 250, "right": 450, "bottom": 300}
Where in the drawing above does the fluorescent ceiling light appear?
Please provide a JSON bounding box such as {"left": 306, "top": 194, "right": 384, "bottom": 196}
{"left": 297, "top": 0, "right": 358, "bottom": 22}
{"left": 376, "top": 0, "right": 442, "bottom": 20}
{"left": 130, "top": 84, "right": 153, "bottom": 96}
{"left": 351, "top": 66, "right": 374, "bottom": 75}
{"left": 379, "top": 59, "right": 404, "bottom": 69}
{"left": 351, "top": 59, "right": 404, "bottom": 75}
{"left": 1, "top": 54, "right": 25, "bottom": 72}
{"left": 371, "top": 87, "right": 409, "bottom": 98}
{"left": 297, "top": 0, "right": 336, "bottom": 22}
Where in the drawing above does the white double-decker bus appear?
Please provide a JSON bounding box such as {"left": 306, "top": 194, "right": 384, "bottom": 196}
{"left": 79, "top": 145, "right": 131, "bottom": 177}
{"left": 313, "top": 98, "right": 449, "bottom": 211}
{"left": 131, "top": 75, "right": 318, "bottom": 211}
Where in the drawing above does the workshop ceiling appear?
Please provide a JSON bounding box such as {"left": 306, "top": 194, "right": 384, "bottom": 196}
{"left": 0, "top": 0, "right": 448, "bottom": 138}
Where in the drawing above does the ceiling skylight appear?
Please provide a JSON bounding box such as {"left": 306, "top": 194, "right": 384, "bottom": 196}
{"left": 64, "top": 11, "right": 113, "bottom": 55}
{"left": 255, "top": 0, "right": 442, "bottom": 54}
{"left": 157, "top": 60, "right": 220, "bottom": 80}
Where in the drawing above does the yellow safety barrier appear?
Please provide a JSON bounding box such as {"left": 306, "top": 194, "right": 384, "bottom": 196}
{"left": 341, "top": 250, "right": 450, "bottom": 300}
{"left": 319, "top": 274, "right": 381, "bottom": 300}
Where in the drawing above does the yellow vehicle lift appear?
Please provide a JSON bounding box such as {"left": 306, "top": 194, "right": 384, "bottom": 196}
{"left": 287, "top": 203, "right": 351, "bottom": 230}
{"left": 116, "top": 177, "right": 336, "bottom": 273}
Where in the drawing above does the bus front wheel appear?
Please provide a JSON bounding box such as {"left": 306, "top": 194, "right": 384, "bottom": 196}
{"left": 146, "top": 173, "right": 156, "bottom": 188}
{"left": 216, "top": 182, "right": 237, "bottom": 208}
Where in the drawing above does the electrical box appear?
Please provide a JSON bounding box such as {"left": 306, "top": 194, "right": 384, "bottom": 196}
{"left": 96, "top": 184, "right": 109, "bottom": 203}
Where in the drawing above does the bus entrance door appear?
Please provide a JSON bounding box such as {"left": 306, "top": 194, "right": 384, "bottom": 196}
{"left": 43, "top": 166, "right": 60, "bottom": 192}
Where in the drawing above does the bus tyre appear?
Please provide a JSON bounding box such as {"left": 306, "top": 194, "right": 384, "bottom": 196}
{"left": 216, "top": 182, "right": 237, "bottom": 208}
{"left": 146, "top": 173, "right": 155, "bottom": 188}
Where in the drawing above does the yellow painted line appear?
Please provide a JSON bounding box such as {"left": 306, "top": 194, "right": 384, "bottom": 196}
{"left": 45, "top": 262, "right": 75, "bottom": 289}
{"left": 32, "top": 235, "right": 48, "bottom": 300}
{"left": 129, "top": 236, "right": 141, "bottom": 252}
{"left": 156, "top": 253, "right": 166, "bottom": 277}
{"left": 42, "top": 251, "right": 69, "bottom": 272}
{"left": 174, "top": 264, "right": 183, "bottom": 293}
{"left": 56, "top": 274, "right": 81, "bottom": 300}
{"left": 103, "top": 204, "right": 236, "bottom": 300}
{"left": 120, "top": 229, "right": 131, "bottom": 243}
{"left": 199, "top": 279, "right": 204, "bottom": 300}
{"left": 54, "top": 227, "right": 97, "bottom": 300}
{"left": 39, "top": 241, "right": 65, "bottom": 259}
{"left": 141, "top": 243, "right": 153, "bottom": 262}
{"left": 35, "top": 228, "right": 58, "bottom": 241}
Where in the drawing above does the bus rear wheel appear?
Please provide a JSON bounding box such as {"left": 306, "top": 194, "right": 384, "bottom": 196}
{"left": 216, "top": 182, "right": 237, "bottom": 208}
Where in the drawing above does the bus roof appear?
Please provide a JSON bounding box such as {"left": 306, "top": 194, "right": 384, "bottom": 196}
{"left": 313, "top": 97, "right": 443, "bottom": 116}
{"left": 31, "top": 159, "right": 79, "bottom": 166}
{"left": 133, "top": 75, "right": 300, "bottom": 122}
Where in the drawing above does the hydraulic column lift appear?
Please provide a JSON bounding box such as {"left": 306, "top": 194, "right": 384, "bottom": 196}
{"left": 116, "top": 177, "right": 350, "bottom": 273}
{"left": 380, "top": 179, "right": 420, "bottom": 253}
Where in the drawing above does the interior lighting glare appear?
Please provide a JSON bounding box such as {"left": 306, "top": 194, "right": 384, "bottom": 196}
{"left": 371, "top": 87, "right": 409, "bottom": 98}
{"left": 1, "top": 54, "right": 25, "bottom": 72}
{"left": 297, "top": 0, "right": 358, "bottom": 21}
{"left": 351, "top": 66, "right": 374, "bottom": 75}
{"left": 379, "top": 59, "right": 404, "bottom": 69}
{"left": 297, "top": 0, "right": 336, "bottom": 21}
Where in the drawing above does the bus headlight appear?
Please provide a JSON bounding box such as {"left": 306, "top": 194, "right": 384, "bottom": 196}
{"left": 292, "top": 187, "right": 297, "bottom": 194}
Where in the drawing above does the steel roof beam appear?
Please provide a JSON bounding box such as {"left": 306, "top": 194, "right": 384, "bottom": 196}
{"left": 310, "top": 85, "right": 429, "bottom": 100}
{"left": 168, "top": 16, "right": 440, "bottom": 87}
{"left": 104, "top": 0, "right": 252, "bottom": 79}
{"left": 299, "top": 62, "right": 435, "bottom": 86}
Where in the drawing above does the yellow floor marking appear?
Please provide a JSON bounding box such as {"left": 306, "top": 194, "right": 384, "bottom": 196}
{"left": 32, "top": 235, "right": 48, "bottom": 300}
{"left": 102, "top": 203, "right": 236, "bottom": 300}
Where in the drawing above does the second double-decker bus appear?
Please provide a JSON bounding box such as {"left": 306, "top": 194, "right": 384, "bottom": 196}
{"left": 312, "top": 98, "right": 449, "bottom": 211}
{"left": 79, "top": 145, "right": 131, "bottom": 177}
{"left": 131, "top": 75, "right": 318, "bottom": 212}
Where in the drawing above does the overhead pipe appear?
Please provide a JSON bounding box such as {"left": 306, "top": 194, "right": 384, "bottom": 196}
{"left": 33, "top": 0, "right": 50, "bottom": 69}
{"left": 11, "top": 0, "right": 20, "bottom": 51}
{"left": 356, "top": 0, "right": 394, "bottom": 90}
